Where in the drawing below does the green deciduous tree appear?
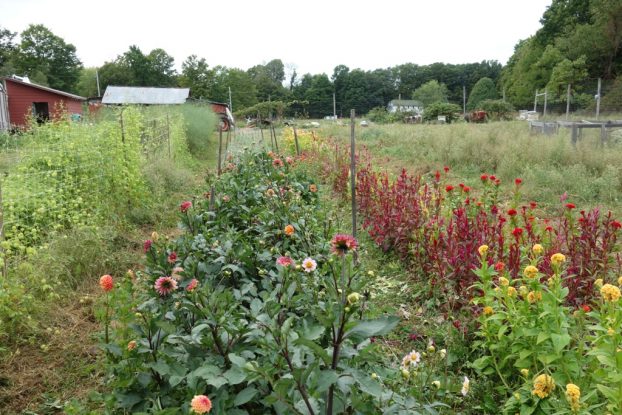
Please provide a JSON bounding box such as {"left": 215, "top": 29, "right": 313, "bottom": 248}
{"left": 467, "top": 77, "right": 498, "bottom": 110}
{"left": 179, "top": 55, "right": 215, "bottom": 99}
{"left": 412, "top": 80, "right": 448, "bottom": 108}
{"left": 0, "top": 26, "right": 17, "bottom": 76}
{"left": 13, "top": 24, "right": 82, "bottom": 92}
{"left": 75, "top": 67, "right": 99, "bottom": 97}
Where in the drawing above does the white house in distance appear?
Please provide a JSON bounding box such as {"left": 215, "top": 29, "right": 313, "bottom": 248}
{"left": 387, "top": 99, "right": 423, "bottom": 114}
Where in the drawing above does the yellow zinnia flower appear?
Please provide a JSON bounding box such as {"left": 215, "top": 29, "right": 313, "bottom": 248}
{"left": 499, "top": 277, "right": 509, "bottom": 286}
{"left": 483, "top": 306, "right": 493, "bottom": 315}
{"left": 507, "top": 286, "right": 517, "bottom": 297}
{"left": 565, "top": 383, "right": 580, "bottom": 412}
{"left": 524, "top": 265, "right": 539, "bottom": 279}
{"left": 601, "top": 284, "right": 621, "bottom": 302}
{"left": 595, "top": 278, "right": 604, "bottom": 288}
{"left": 478, "top": 244, "right": 489, "bottom": 257}
{"left": 532, "top": 374, "right": 555, "bottom": 399}
{"left": 527, "top": 291, "right": 542, "bottom": 304}
{"left": 550, "top": 253, "right": 566, "bottom": 266}
{"left": 532, "top": 244, "right": 544, "bottom": 255}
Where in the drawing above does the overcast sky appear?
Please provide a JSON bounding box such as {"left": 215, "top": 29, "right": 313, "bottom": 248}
{"left": 2, "top": 0, "right": 551, "bottom": 76}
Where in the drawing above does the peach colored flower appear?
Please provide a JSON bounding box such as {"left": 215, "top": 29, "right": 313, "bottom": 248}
{"left": 99, "top": 274, "right": 114, "bottom": 292}
{"left": 284, "top": 225, "right": 295, "bottom": 236}
{"left": 190, "top": 395, "right": 212, "bottom": 413}
{"left": 154, "top": 276, "right": 178, "bottom": 296}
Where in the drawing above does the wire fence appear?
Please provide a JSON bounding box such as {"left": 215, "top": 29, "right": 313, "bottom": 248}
{"left": 530, "top": 78, "right": 622, "bottom": 120}
{"left": 0, "top": 108, "right": 183, "bottom": 276}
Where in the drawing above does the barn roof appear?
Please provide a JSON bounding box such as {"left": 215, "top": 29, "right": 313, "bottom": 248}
{"left": 102, "top": 86, "right": 190, "bottom": 105}
{"left": 2, "top": 77, "right": 86, "bottom": 101}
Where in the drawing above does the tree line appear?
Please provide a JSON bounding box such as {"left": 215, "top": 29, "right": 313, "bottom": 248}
{"left": 2, "top": 1, "right": 621, "bottom": 117}
{"left": 0, "top": 24, "right": 502, "bottom": 117}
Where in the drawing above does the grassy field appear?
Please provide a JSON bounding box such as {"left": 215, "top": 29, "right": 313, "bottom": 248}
{"left": 320, "top": 120, "right": 622, "bottom": 215}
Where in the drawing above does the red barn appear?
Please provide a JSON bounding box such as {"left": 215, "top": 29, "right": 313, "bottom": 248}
{"left": 0, "top": 77, "right": 85, "bottom": 130}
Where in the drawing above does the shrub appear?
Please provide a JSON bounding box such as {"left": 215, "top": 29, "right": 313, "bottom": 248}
{"left": 423, "top": 103, "right": 462, "bottom": 123}
{"left": 479, "top": 99, "right": 515, "bottom": 120}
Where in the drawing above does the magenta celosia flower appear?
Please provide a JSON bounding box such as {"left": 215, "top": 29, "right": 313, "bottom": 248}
{"left": 331, "top": 234, "right": 358, "bottom": 256}
{"left": 180, "top": 201, "right": 192, "bottom": 213}
{"left": 186, "top": 278, "right": 198, "bottom": 292}
{"left": 276, "top": 256, "right": 295, "bottom": 267}
{"left": 154, "top": 276, "right": 178, "bottom": 296}
{"left": 144, "top": 239, "right": 152, "bottom": 252}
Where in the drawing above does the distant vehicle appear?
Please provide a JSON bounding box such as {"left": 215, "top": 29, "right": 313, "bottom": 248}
{"left": 324, "top": 115, "right": 338, "bottom": 120}
{"left": 209, "top": 101, "right": 235, "bottom": 131}
{"left": 360, "top": 120, "right": 369, "bottom": 127}
{"left": 466, "top": 110, "right": 487, "bottom": 123}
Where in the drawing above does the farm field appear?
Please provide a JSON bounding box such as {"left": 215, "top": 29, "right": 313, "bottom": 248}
{"left": 2, "top": 118, "right": 622, "bottom": 414}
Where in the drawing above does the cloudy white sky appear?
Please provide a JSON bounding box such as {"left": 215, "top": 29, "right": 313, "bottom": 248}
{"left": 2, "top": 0, "right": 551, "bottom": 76}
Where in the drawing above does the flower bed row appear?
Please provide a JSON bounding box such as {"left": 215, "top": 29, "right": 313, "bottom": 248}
{"left": 356, "top": 165, "right": 622, "bottom": 308}
{"left": 101, "top": 151, "right": 473, "bottom": 414}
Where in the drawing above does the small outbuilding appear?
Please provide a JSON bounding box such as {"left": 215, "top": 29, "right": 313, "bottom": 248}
{"left": 0, "top": 76, "right": 86, "bottom": 130}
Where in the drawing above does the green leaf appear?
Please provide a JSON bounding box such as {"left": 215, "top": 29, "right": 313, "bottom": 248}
{"left": 550, "top": 333, "right": 570, "bottom": 354}
{"left": 224, "top": 366, "right": 247, "bottom": 385}
{"left": 536, "top": 332, "right": 549, "bottom": 344}
{"left": 169, "top": 375, "right": 184, "bottom": 387}
{"left": 595, "top": 354, "right": 617, "bottom": 368}
{"left": 294, "top": 338, "right": 331, "bottom": 365}
{"left": 596, "top": 383, "right": 618, "bottom": 401}
{"left": 471, "top": 356, "right": 492, "bottom": 371}
{"left": 206, "top": 376, "right": 228, "bottom": 389}
{"left": 344, "top": 316, "right": 400, "bottom": 339}
{"left": 355, "top": 371, "right": 383, "bottom": 398}
{"left": 228, "top": 353, "right": 247, "bottom": 367}
{"left": 315, "top": 370, "right": 338, "bottom": 393}
{"left": 234, "top": 386, "right": 258, "bottom": 406}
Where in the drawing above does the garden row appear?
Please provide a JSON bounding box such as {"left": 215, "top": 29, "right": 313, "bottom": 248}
{"left": 353, "top": 156, "right": 622, "bottom": 412}
{"left": 0, "top": 106, "right": 190, "bottom": 353}
{"left": 102, "top": 150, "right": 478, "bottom": 414}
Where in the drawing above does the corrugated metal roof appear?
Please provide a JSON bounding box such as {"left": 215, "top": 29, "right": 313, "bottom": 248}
{"left": 102, "top": 86, "right": 189, "bottom": 104}
{"left": 2, "top": 77, "right": 86, "bottom": 101}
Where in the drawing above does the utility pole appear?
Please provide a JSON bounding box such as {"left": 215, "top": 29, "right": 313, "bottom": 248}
{"left": 333, "top": 92, "right": 336, "bottom": 119}
{"left": 96, "top": 70, "right": 101, "bottom": 97}
{"left": 228, "top": 86, "right": 233, "bottom": 113}
{"left": 543, "top": 88, "right": 548, "bottom": 119}
{"left": 463, "top": 85, "right": 466, "bottom": 115}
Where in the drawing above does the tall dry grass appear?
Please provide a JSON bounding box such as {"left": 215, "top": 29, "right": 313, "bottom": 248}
{"left": 322, "top": 121, "right": 622, "bottom": 213}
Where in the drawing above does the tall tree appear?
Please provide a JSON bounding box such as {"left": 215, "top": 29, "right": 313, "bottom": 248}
{"left": 179, "top": 55, "right": 214, "bottom": 99}
{"left": 13, "top": 24, "right": 82, "bottom": 92}
{"left": 0, "top": 26, "right": 17, "bottom": 76}
{"left": 75, "top": 67, "right": 99, "bottom": 97}
{"left": 412, "top": 80, "right": 449, "bottom": 107}
{"left": 467, "top": 77, "right": 498, "bottom": 110}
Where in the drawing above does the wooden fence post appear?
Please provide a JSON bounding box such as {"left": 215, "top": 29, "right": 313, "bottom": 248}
{"left": 293, "top": 125, "right": 300, "bottom": 156}
{"left": 0, "top": 176, "right": 6, "bottom": 279}
{"left": 350, "top": 109, "right": 357, "bottom": 256}
{"left": 271, "top": 123, "right": 279, "bottom": 153}
{"left": 218, "top": 127, "right": 223, "bottom": 177}
{"left": 166, "top": 113, "right": 171, "bottom": 159}
{"left": 571, "top": 123, "right": 578, "bottom": 147}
